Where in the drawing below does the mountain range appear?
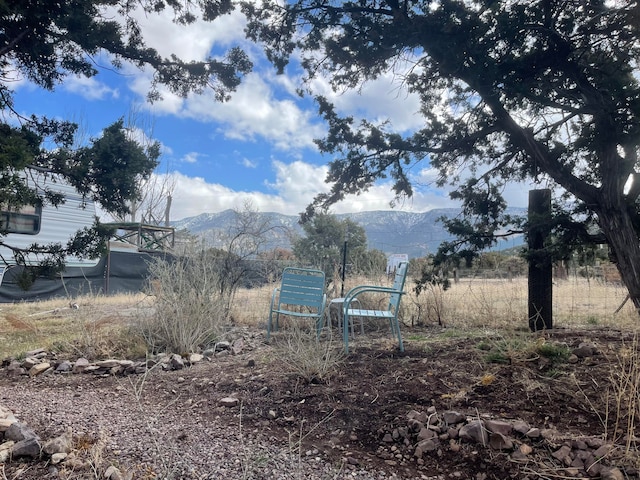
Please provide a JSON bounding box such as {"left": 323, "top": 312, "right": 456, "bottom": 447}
{"left": 172, "top": 208, "right": 526, "bottom": 259}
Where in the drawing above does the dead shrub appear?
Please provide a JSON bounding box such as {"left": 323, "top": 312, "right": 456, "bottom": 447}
{"left": 608, "top": 333, "right": 640, "bottom": 458}
{"left": 133, "top": 256, "right": 228, "bottom": 354}
{"left": 4, "top": 313, "right": 39, "bottom": 333}
{"left": 277, "top": 324, "right": 345, "bottom": 384}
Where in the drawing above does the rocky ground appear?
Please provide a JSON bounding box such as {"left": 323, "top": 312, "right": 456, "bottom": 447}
{"left": 1, "top": 325, "right": 639, "bottom": 479}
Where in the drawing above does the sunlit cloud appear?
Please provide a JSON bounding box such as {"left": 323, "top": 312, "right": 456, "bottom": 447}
{"left": 115, "top": 4, "right": 248, "bottom": 61}
{"left": 128, "top": 69, "right": 325, "bottom": 154}
{"left": 180, "top": 74, "right": 325, "bottom": 151}
{"left": 181, "top": 152, "right": 203, "bottom": 164}
{"left": 162, "top": 159, "right": 463, "bottom": 221}
{"left": 241, "top": 157, "right": 258, "bottom": 168}
{"left": 63, "top": 75, "right": 119, "bottom": 101}
{"left": 307, "top": 57, "right": 424, "bottom": 132}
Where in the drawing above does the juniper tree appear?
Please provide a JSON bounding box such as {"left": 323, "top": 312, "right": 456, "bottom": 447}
{"left": 244, "top": 0, "right": 640, "bottom": 310}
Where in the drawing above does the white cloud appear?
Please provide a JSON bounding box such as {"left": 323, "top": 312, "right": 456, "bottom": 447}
{"left": 181, "top": 152, "right": 202, "bottom": 164}
{"left": 165, "top": 161, "right": 328, "bottom": 219}
{"left": 241, "top": 157, "right": 258, "bottom": 168}
{"left": 265, "top": 160, "right": 330, "bottom": 208}
{"left": 112, "top": 4, "right": 326, "bottom": 155}
{"left": 165, "top": 159, "right": 461, "bottom": 220}
{"left": 502, "top": 180, "right": 544, "bottom": 209}
{"left": 126, "top": 5, "right": 248, "bottom": 61}
{"left": 308, "top": 58, "right": 424, "bottom": 133}
{"left": 123, "top": 125, "right": 156, "bottom": 148}
{"left": 133, "top": 72, "right": 325, "bottom": 152}
{"left": 3, "top": 65, "right": 28, "bottom": 89}
{"left": 185, "top": 73, "right": 325, "bottom": 151}
{"left": 167, "top": 171, "right": 295, "bottom": 219}
{"left": 63, "top": 75, "right": 119, "bottom": 101}
{"left": 126, "top": 66, "right": 186, "bottom": 114}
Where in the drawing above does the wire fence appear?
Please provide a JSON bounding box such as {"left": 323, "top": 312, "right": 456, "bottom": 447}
{"left": 419, "top": 275, "right": 634, "bottom": 329}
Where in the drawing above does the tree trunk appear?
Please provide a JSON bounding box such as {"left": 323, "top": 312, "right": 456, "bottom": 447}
{"left": 596, "top": 205, "right": 640, "bottom": 312}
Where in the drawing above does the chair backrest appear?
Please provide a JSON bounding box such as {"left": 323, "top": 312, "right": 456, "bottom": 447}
{"left": 278, "top": 267, "right": 326, "bottom": 311}
{"left": 388, "top": 262, "right": 408, "bottom": 311}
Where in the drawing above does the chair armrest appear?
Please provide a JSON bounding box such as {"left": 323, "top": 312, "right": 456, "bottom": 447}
{"left": 343, "top": 285, "right": 404, "bottom": 308}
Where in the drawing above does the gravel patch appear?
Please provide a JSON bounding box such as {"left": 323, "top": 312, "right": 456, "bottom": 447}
{"left": 1, "top": 371, "right": 397, "bottom": 480}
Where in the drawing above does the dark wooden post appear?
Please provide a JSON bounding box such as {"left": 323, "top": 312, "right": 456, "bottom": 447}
{"left": 528, "top": 189, "right": 553, "bottom": 331}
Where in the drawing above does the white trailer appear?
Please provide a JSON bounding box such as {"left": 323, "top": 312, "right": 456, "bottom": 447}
{"left": 0, "top": 172, "right": 100, "bottom": 275}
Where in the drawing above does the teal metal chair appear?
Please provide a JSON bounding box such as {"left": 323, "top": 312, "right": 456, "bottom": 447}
{"left": 267, "top": 267, "right": 327, "bottom": 340}
{"left": 342, "top": 262, "right": 408, "bottom": 353}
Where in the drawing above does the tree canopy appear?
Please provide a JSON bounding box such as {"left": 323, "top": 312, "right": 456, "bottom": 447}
{"left": 244, "top": 0, "right": 640, "bottom": 309}
{"left": 2, "top": 0, "right": 251, "bottom": 104}
{"left": 293, "top": 213, "right": 367, "bottom": 277}
{"left": 0, "top": 0, "right": 252, "bottom": 268}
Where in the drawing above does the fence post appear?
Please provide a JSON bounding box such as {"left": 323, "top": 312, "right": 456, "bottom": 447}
{"left": 528, "top": 189, "right": 553, "bottom": 331}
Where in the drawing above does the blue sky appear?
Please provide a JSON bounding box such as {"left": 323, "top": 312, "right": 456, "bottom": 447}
{"left": 10, "top": 5, "right": 530, "bottom": 222}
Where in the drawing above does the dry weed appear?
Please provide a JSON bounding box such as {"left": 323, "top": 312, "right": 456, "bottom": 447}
{"left": 87, "top": 431, "right": 109, "bottom": 479}
{"left": 285, "top": 410, "right": 338, "bottom": 478}
{"left": 133, "top": 257, "right": 228, "bottom": 353}
{"left": 3, "top": 313, "right": 39, "bottom": 333}
{"left": 608, "top": 333, "right": 640, "bottom": 457}
{"left": 0, "top": 292, "right": 148, "bottom": 359}
{"left": 277, "top": 325, "right": 345, "bottom": 384}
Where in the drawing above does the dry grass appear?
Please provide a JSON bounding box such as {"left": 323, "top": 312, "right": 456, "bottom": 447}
{"left": 435, "top": 276, "right": 637, "bottom": 330}
{"left": 1, "top": 274, "right": 638, "bottom": 361}
{"left": 275, "top": 324, "right": 345, "bottom": 383}
{"left": 607, "top": 333, "right": 640, "bottom": 460}
{"left": 0, "top": 292, "right": 150, "bottom": 359}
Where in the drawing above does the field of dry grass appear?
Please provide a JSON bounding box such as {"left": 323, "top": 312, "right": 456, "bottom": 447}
{"left": 0, "top": 293, "right": 153, "bottom": 360}
{"left": 0, "top": 274, "right": 637, "bottom": 360}
{"left": 434, "top": 276, "right": 636, "bottom": 329}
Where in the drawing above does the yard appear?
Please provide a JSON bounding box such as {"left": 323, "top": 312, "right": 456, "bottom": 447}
{"left": 0, "top": 275, "right": 639, "bottom": 479}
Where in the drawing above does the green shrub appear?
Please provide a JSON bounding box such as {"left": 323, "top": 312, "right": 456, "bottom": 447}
{"left": 536, "top": 342, "right": 571, "bottom": 363}
{"left": 485, "top": 351, "right": 511, "bottom": 364}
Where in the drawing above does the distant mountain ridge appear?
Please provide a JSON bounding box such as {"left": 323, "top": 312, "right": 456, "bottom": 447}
{"left": 172, "top": 208, "right": 526, "bottom": 258}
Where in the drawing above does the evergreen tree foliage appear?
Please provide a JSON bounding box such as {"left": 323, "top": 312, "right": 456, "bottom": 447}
{"left": 292, "top": 213, "right": 368, "bottom": 277}
{"left": 0, "top": 0, "right": 252, "bottom": 270}
{"left": 244, "top": 0, "right": 640, "bottom": 309}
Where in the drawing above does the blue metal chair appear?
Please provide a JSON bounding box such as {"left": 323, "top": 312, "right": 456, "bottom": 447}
{"left": 342, "top": 262, "right": 408, "bottom": 353}
{"left": 267, "top": 267, "right": 327, "bottom": 340}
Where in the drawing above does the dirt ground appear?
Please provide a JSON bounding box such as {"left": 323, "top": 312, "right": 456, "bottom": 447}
{"left": 247, "top": 326, "right": 639, "bottom": 479}
{"left": 1, "top": 325, "right": 640, "bottom": 479}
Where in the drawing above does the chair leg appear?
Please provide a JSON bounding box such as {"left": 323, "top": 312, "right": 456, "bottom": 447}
{"left": 323, "top": 309, "right": 330, "bottom": 334}
{"left": 267, "top": 311, "right": 273, "bottom": 341}
{"left": 335, "top": 304, "right": 343, "bottom": 336}
{"left": 387, "top": 319, "right": 395, "bottom": 341}
{"left": 393, "top": 318, "right": 404, "bottom": 352}
{"left": 347, "top": 299, "right": 361, "bottom": 339}
{"left": 343, "top": 311, "right": 350, "bottom": 353}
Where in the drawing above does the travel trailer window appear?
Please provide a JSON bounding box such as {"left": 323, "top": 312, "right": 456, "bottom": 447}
{"left": 0, "top": 204, "right": 41, "bottom": 235}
